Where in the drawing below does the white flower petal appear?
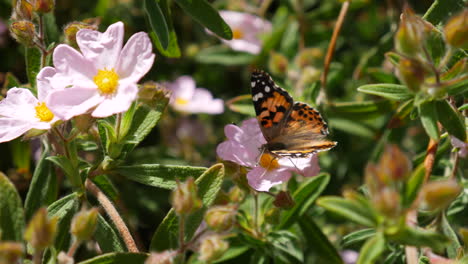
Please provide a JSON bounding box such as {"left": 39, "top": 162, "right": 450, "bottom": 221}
{"left": 47, "top": 86, "right": 103, "bottom": 120}
{"left": 116, "top": 32, "right": 155, "bottom": 83}
{"left": 91, "top": 83, "right": 138, "bottom": 117}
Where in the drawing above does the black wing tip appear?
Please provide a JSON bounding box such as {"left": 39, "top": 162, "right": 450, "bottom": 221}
{"left": 251, "top": 69, "right": 270, "bottom": 78}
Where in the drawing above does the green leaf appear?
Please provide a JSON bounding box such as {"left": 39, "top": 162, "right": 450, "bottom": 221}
{"left": 195, "top": 45, "right": 255, "bottom": 65}
{"left": 48, "top": 193, "right": 80, "bottom": 251}
{"left": 446, "top": 78, "right": 468, "bottom": 96}
{"left": 329, "top": 118, "right": 376, "bottom": 138}
{"left": 436, "top": 100, "right": 466, "bottom": 141}
{"left": 25, "top": 143, "right": 58, "bottom": 220}
{"left": 267, "top": 231, "right": 303, "bottom": 263}
{"left": 174, "top": 0, "right": 232, "bottom": 40}
{"left": 25, "top": 47, "right": 41, "bottom": 90}
{"left": 116, "top": 164, "right": 207, "bottom": 189}
{"left": 423, "top": 0, "right": 466, "bottom": 25}
{"left": 144, "top": 0, "right": 169, "bottom": 49}
{"left": 278, "top": 174, "right": 329, "bottom": 229}
{"left": 150, "top": 0, "right": 181, "bottom": 57}
{"left": 4, "top": 72, "right": 21, "bottom": 88}
{"left": 47, "top": 155, "right": 82, "bottom": 189}
{"left": 341, "top": 228, "right": 376, "bottom": 247}
{"left": 92, "top": 175, "right": 119, "bottom": 201}
{"left": 387, "top": 226, "right": 449, "bottom": 252}
{"left": 10, "top": 138, "right": 31, "bottom": 174}
{"left": 78, "top": 253, "right": 148, "bottom": 264}
{"left": 0, "top": 172, "right": 25, "bottom": 241}
{"left": 403, "top": 164, "right": 426, "bottom": 208}
{"left": 317, "top": 196, "right": 378, "bottom": 227}
{"left": 299, "top": 215, "right": 343, "bottom": 264}
{"left": 440, "top": 213, "right": 461, "bottom": 258}
{"left": 357, "top": 232, "right": 386, "bottom": 264}
{"left": 329, "top": 100, "right": 395, "bottom": 119}
{"left": 95, "top": 214, "right": 127, "bottom": 252}
{"left": 150, "top": 164, "right": 224, "bottom": 251}
{"left": 357, "top": 84, "right": 413, "bottom": 101}
{"left": 43, "top": 13, "right": 59, "bottom": 45}
{"left": 418, "top": 100, "right": 440, "bottom": 140}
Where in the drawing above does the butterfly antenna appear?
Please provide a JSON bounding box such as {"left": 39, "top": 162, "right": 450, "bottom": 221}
{"left": 255, "top": 147, "right": 266, "bottom": 167}
{"left": 288, "top": 157, "right": 302, "bottom": 174}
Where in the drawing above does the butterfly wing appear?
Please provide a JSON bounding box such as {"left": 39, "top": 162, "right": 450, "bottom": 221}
{"left": 251, "top": 70, "right": 294, "bottom": 141}
{"left": 269, "top": 102, "right": 337, "bottom": 157}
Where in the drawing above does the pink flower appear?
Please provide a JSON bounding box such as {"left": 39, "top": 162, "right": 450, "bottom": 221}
{"left": 45, "top": 22, "right": 155, "bottom": 119}
{"left": 0, "top": 68, "right": 60, "bottom": 143}
{"left": 340, "top": 250, "right": 358, "bottom": 264}
{"left": 210, "top": 11, "right": 272, "bottom": 54}
{"left": 450, "top": 136, "right": 467, "bottom": 158}
{"left": 166, "top": 76, "right": 224, "bottom": 114}
{"left": 216, "top": 118, "right": 320, "bottom": 191}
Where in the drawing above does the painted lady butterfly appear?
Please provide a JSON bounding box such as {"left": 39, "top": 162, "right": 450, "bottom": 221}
{"left": 251, "top": 70, "right": 337, "bottom": 158}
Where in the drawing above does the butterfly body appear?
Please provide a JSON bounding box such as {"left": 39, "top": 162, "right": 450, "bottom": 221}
{"left": 251, "top": 70, "right": 337, "bottom": 158}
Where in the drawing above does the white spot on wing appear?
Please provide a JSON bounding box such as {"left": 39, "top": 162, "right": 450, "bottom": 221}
{"left": 265, "top": 86, "right": 270, "bottom": 92}
{"left": 251, "top": 81, "right": 256, "bottom": 87}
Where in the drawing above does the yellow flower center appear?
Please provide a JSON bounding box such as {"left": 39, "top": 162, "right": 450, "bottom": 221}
{"left": 232, "top": 28, "right": 244, "bottom": 39}
{"left": 259, "top": 153, "right": 280, "bottom": 171}
{"left": 35, "top": 102, "right": 54, "bottom": 122}
{"left": 175, "top": 98, "right": 189, "bottom": 105}
{"left": 93, "top": 69, "right": 119, "bottom": 95}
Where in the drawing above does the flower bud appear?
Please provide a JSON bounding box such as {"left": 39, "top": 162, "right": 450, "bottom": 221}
{"left": 24, "top": 207, "right": 58, "bottom": 250}
{"left": 74, "top": 114, "right": 94, "bottom": 133}
{"left": 395, "top": 7, "right": 430, "bottom": 56}
{"left": 421, "top": 179, "right": 462, "bottom": 211}
{"left": 372, "top": 187, "right": 401, "bottom": 218}
{"left": 63, "top": 22, "right": 97, "bottom": 48}
{"left": 12, "top": 0, "right": 33, "bottom": 20}
{"left": 264, "top": 207, "right": 281, "bottom": 225}
{"left": 33, "top": 0, "right": 54, "bottom": 14}
{"left": 379, "top": 145, "right": 412, "bottom": 182}
{"left": 57, "top": 251, "right": 74, "bottom": 264}
{"left": 145, "top": 251, "right": 176, "bottom": 264}
{"left": 227, "top": 185, "right": 245, "bottom": 203}
{"left": 138, "top": 81, "right": 171, "bottom": 109}
{"left": 294, "top": 48, "right": 323, "bottom": 69}
{"left": 273, "top": 191, "right": 295, "bottom": 209}
{"left": 444, "top": 10, "right": 468, "bottom": 50}
{"left": 0, "top": 242, "right": 23, "bottom": 264}
{"left": 398, "top": 57, "right": 427, "bottom": 92}
{"left": 171, "top": 177, "right": 202, "bottom": 215}
{"left": 204, "top": 205, "right": 237, "bottom": 232}
{"left": 9, "top": 21, "right": 36, "bottom": 47}
{"left": 71, "top": 208, "right": 99, "bottom": 241}
{"left": 198, "top": 235, "right": 228, "bottom": 262}
{"left": 268, "top": 52, "right": 288, "bottom": 76}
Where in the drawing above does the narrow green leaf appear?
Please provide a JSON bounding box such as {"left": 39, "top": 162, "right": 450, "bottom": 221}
{"left": 78, "top": 253, "right": 148, "bottom": 264}
{"left": 299, "top": 215, "right": 343, "bottom": 264}
{"left": 418, "top": 100, "right": 440, "bottom": 140}
{"left": 144, "top": 0, "right": 169, "bottom": 49}
{"left": 46, "top": 156, "right": 82, "bottom": 189}
{"left": 387, "top": 226, "right": 449, "bottom": 252}
{"left": 48, "top": 193, "right": 80, "bottom": 251}
{"left": 436, "top": 100, "right": 466, "bottom": 141}
{"left": 341, "top": 228, "right": 376, "bottom": 247}
{"left": 151, "top": 0, "right": 181, "bottom": 57}
{"left": 317, "top": 196, "right": 378, "bottom": 227}
{"left": 195, "top": 45, "right": 255, "bottom": 65}
{"left": 4, "top": 72, "right": 21, "bottom": 88}
{"left": 174, "top": 0, "right": 232, "bottom": 40}
{"left": 403, "top": 164, "right": 426, "bottom": 207}
{"left": 10, "top": 139, "right": 31, "bottom": 174}
{"left": 329, "top": 118, "right": 376, "bottom": 138}
{"left": 423, "top": 0, "right": 466, "bottom": 25}
{"left": 119, "top": 102, "right": 137, "bottom": 141}
{"left": 357, "top": 232, "right": 386, "bottom": 264}
{"left": 278, "top": 174, "right": 329, "bottom": 229}
{"left": 267, "top": 231, "right": 303, "bottom": 263}
{"left": 440, "top": 213, "right": 461, "bottom": 258}
{"left": 357, "top": 84, "right": 413, "bottom": 101}
{"left": 329, "top": 100, "right": 395, "bottom": 119}
{"left": 92, "top": 175, "right": 119, "bottom": 201}
{"left": 116, "top": 164, "right": 207, "bottom": 189}
{"left": 25, "top": 143, "right": 58, "bottom": 220}
{"left": 150, "top": 164, "right": 224, "bottom": 251}
{"left": 95, "top": 214, "right": 127, "bottom": 252}
{"left": 43, "top": 13, "right": 59, "bottom": 45}
{"left": 0, "top": 172, "right": 25, "bottom": 241}
{"left": 25, "top": 47, "right": 41, "bottom": 90}
{"left": 446, "top": 78, "right": 468, "bottom": 96}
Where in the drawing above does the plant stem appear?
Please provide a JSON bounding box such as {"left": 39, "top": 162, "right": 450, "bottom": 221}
{"left": 253, "top": 192, "right": 259, "bottom": 236}
{"left": 67, "top": 239, "right": 81, "bottom": 257}
{"left": 450, "top": 151, "right": 459, "bottom": 179}
{"left": 258, "top": 0, "right": 273, "bottom": 18}
{"left": 115, "top": 113, "right": 122, "bottom": 141}
{"left": 33, "top": 250, "right": 43, "bottom": 264}
{"left": 37, "top": 15, "right": 47, "bottom": 68}
{"left": 85, "top": 178, "right": 139, "bottom": 252}
{"left": 318, "top": 0, "right": 350, "bottom": 106}
{"left": 178, "top": 215, "right": 186, "bottom": 263}
{"left": 424, "top": 137, "right": 439, "bottom": 182}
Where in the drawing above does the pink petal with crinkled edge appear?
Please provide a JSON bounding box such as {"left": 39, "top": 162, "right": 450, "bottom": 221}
{"left": 0, "top": 88, "right": 37, "bottom": 120}
{"left": 52, "top": 45, "right": 97, "bottom": 89}
{"left": 247, "top": 166, "right": 291, "bottom": 192}
{"left": 91, "top": 82, "right": 138, "bottom": 117}
{"left": 0, "top": 118, "right": 33, "bottom": 143}
{"left": 36, "top": 67, "right": 57, "bottom": 101}
{"left": 169, "top": 76, "right": 196, "bottom": 101}
{"left": 116, "top": 32, "right": 155, "bottom": 83}
{"left": 76, "top": 22, "right": 124, "bottom": 69}
{"left": 279, "top": 154, "right": 320, "bottom": 177}
{"left": 224, "top": 124, "right": 242, "bottom": 140}
{"left": 216, "top": 140, "right": 254, "bottom": 167}
{"left": 46, "top": 86, "right": 103, "bottom": 120}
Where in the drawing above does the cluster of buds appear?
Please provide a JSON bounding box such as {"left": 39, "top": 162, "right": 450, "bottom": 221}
{"left": 171, "top": 177, "right": 202, "bottom": 216}
{"left": 24, "top": 207, "right": 58, "bottom": 251}
{"left": 364, "top": 145, "right": 411, "bottom": 219}
{"left": 63, "top": 18, "right": 100, "bottom": 48}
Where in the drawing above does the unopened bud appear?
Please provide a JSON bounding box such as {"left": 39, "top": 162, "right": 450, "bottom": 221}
{"left": 294, "top": 48, "right": 323, "bottom": 69}
{"left": 444, "top": 10, "right": 468, "bottom": 50}
{"left": 71, "top": 208, "right": 99, "bottom": 241}
{"left": 13, "top": 0, "right": 33, "bottom": 20}
{"left": 373, "top": 187, "right": 401, "bottom": 218}
{"left": 395, "top": 7, "right": 431, "bottom": 56}
{"left": 273, "top": 191, "right": 295, "bottom": 209}
{"left": 398, "top": 57, "right": 427, "bottom": 92}
{"left": 57, "top": 251, "right": 74, "bottom": 264}
{"left": 145, "top": 251, "right": 176, "bottom": 264}
{"left": 264, "top": 207, "right": 281, "bottom": 225}
{"left": 10, "top": 21, "right": 36, "bottom": 47}
{"left": 171, "top": 177, "right": 202, "bottom": 215}
{"left": 268, "top": 52, "right": 288, "bottom": 76}
{"left": 64, "top": 22, "right": 97, "bottom": 48}
{"left": 138, "top": 81, "right": 171, "bottom": 109}
{"left": 24, "top": 207, "right": 57, "bottom": 250}
{"left": 204, "top": 205, "right": 237, "bottom": 232}
{"left": 228, "top": 186, "right": 245, "bottom": 203}
{"left": 74, "top": 114, "right": 94, "bottom": 132}
{"left": 0, "top": 242, "right": 23, "bottom": 264}
{"left": 379, "top": 144, "right": 412, "bottom": 181}
{"left": 185, "top": 44, "right": 200, "bottom": 58}
{"left": 198, "top": 235, "right": 228, "bottom": 262}
{"left": 421, "top": 179, "right": 461, "bottom": 211}
{"left": 33, "top": 0, "right": 54, "bottom": 14}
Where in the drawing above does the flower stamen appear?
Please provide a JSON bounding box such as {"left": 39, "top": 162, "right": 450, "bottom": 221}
{"left": 35, "top": 102, "right": 54, "bottom": 122}
{"left": 94, "top": 69, "right": 119, "bottom": 95}
{"left": 259, "top": 153, "right": 280, "bottom": 171}
{"left": 232, "top": 28, "right": 244, "bottom": 39}
{"left": 175, "top": 98, "right": 189, "bottom": 106}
